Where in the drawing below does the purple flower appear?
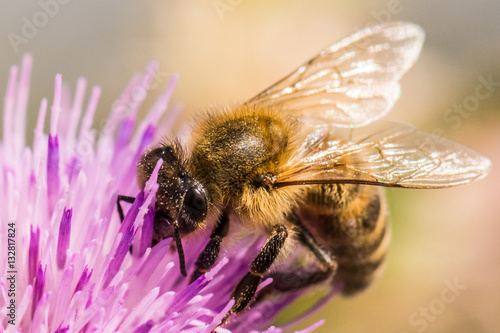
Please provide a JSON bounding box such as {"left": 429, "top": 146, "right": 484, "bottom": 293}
{"left": 0, "top": 55, "right": 325, "bottom": 332}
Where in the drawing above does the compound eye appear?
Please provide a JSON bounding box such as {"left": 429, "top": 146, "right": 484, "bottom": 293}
{"left": 149, "top": 146, "right": 177, "bottom": 161}
{"left": 151, "top": 147, "right": 165, "bottom": 155}
{"left": 183, "top": 187, "right": 208, "bottom": 222}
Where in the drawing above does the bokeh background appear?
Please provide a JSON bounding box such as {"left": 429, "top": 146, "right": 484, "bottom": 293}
{"left": 1, "top": 1, "right": 499, "bottom": 332}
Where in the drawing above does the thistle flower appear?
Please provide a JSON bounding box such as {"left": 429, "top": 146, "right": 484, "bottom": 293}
{"left": 0, "top": 55, "right": 325, "bottom": 332}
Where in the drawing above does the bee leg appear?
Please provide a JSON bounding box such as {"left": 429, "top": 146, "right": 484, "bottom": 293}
{"left": 256, "top": 213, "right": 338, "bottom": 299}
{"left": 287, "top": 212, "right": 337, "bottom": 272}
{"left": 117, "top": 195, "right": 136, "bottom": 222}
{"left": 257, "top": 269, "right": 333, "bottom": 302}
{"left": 190, "top": 214, "right": 230, "bottom": 283}
{"left": 219, "top": 224, "right": 289, "bottom": 327}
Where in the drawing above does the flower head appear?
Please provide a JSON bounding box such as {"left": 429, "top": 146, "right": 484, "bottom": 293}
{"left": 0, "top": 56, "right": 325, "bottom": 332}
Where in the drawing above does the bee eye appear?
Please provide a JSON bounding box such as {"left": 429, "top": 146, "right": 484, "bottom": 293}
{"left": 183, "top": 187, "right": 207, "bottom": 222}
{"left": 150, "top": 146, "right": 176, "bottom": 160}
{"left": 151, "top": 147, "right": 167, "bottom": 155}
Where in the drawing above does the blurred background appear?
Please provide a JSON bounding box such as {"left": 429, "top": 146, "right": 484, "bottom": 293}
{"left": 0, "top": 1, "right": 499, "bottom": 332}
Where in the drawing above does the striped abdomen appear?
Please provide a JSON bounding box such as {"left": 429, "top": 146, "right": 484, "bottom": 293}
{"left": 296, "top": 184, "right": 389, "bottom": 295}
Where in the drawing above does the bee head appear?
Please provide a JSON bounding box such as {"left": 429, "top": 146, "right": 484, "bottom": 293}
{"left": 137, "top": 142, "right": 211, "bottom": 276}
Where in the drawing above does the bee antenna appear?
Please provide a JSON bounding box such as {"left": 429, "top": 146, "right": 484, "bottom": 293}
{"left": 173, "top": 221, "right": 187, "bottom": 277}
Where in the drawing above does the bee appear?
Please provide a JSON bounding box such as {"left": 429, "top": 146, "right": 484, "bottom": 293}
{"left": 118, "top": 22, "right": 491, "bottom": 326}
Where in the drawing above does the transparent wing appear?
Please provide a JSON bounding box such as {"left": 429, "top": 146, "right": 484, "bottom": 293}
{"left": 247, "top": 22, "right": 424, "bottom": 127}
{"left": 272, "top": 122, "right": 491, "bottom": 189}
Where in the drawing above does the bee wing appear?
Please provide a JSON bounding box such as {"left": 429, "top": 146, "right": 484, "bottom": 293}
{"left": 247, "top": 22, "right": 424, "bottom": 127}
{"left": 273, "top": 122, "right": 491, "bottom": 189}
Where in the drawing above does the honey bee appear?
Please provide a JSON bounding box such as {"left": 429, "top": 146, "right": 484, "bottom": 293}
{"left": 118, "top": 22, "right": 491, "bottom": 326}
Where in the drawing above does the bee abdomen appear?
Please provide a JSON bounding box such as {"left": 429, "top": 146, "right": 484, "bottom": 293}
{"left": 335, "top": 190, "right": 389, "bottom": 295}
{"left": 335, "top": 217, "right": 390, "bottom": 295}
{"left": 299, "top": 184, "right": 389, "bottom": 296}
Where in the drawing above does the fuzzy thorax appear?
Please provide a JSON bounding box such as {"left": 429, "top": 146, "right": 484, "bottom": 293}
{"left": 188, "top": 103, "right": 303, "bottom": 230}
